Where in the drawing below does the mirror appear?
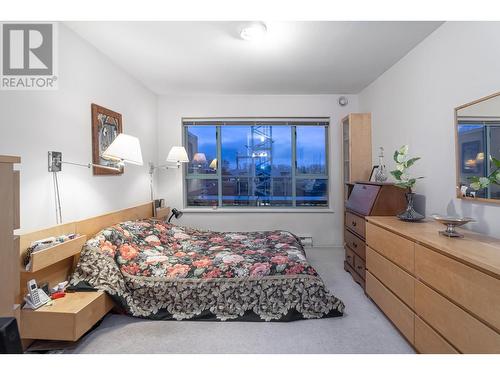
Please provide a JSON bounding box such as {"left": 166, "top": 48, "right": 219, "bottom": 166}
{"left": 456, "top": 92, "right": 500, "bottom": 202}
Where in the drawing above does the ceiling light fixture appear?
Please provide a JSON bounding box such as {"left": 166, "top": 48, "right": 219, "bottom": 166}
{"left": 240, "top": 22, "right": 267, "bottom": 41}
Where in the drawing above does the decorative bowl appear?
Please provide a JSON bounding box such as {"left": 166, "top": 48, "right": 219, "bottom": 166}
{"left": 431, "top": 214, "right": 475, "bottom": 238}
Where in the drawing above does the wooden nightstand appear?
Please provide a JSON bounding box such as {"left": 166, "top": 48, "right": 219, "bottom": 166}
{"left": 16, "top": 202, "right": 156, "bottom": 345}
{"left": 18, "top": 225, "right": 114, "bottom": 342}
{"left": 21, "top": 291, "right": 113, "bottom": 341}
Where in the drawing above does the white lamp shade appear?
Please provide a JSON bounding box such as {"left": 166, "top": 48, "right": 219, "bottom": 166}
{"left": 193, "top": 153, "right": 207, "bottom": 163}
{"left": 102, "top": 134, "right": 143, "bottom": 166}
{"left": 167, "top": 146, "right": 189, "bottom": 163}
{"left": 209, "top": 158, "right": 217, "bottom": 170}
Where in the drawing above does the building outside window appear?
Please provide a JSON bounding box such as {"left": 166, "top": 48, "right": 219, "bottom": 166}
{"left": 183, "top": 118, "right": 329, "bottom": 208}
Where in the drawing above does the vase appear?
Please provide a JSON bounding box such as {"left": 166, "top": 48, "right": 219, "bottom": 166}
{"left": 397, "top": 192, "right": 424, "bottom": 222}
{"left": 375, "top": 164, "right": 388, "bottom": 182}
{"left": 375, "top": 147, "right": 388, "bottom": 182}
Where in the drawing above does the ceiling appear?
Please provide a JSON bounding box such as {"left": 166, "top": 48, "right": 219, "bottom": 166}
{"left": 65, "top": 21, "right": 442, "bottom": 95}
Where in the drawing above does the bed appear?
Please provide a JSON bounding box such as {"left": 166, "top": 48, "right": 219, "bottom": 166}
{"left": 69, "top": 218, "right": 345, "bottom": 322}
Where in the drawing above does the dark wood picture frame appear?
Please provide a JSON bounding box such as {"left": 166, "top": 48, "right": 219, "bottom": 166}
{"left": 91, "top": 104, "right": 123, "bottom": 175}
{"left": 369, "top": 165, "right": 378, "bottom": 181}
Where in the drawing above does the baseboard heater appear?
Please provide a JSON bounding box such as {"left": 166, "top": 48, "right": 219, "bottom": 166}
{"left": 298, "top": 236, "right": 313, "bottom": 248}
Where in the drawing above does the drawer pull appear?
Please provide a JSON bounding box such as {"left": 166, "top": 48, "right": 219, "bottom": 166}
{"left": 352, "top": 221, "right": 357, "bottom": 227}
{"left": 346, "top": 255, "right": 352, "bottom": 260}
{"left": 357, "top": 265, "right": 364, "bottom": 270}
{"left": 352, "top": 242, "right": 357, "bottom": 248}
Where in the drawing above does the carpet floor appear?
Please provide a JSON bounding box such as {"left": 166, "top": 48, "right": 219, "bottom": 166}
{"left": 68, "top": 247, "right": 415, "bottom": 354}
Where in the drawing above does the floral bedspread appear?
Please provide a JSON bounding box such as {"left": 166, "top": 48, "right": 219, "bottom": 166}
{"left": 70, "top": 219, "right": 345, "bottom": 321}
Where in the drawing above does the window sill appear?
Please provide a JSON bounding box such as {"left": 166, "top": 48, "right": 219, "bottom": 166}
{"left": 182, "top": 207, "right": 335, "bottom": 214}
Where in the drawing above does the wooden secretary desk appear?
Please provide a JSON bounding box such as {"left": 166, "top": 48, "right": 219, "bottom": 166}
{"left": 344, "top": 182, "right": 407, "bottom": 289}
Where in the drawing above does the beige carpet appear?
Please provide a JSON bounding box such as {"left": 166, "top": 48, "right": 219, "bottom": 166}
{"left": 68, "top": 247, "right": 414, "bottom": 354}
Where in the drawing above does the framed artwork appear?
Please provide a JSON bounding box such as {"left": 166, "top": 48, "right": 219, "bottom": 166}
{"left": 91, "top": 103, "right": 123, "bottom": 175}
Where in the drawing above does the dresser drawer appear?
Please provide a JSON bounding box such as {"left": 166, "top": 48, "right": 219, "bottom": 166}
{"left": 366, "top": 271, "right": 414, "bottom": 343}
{"left": 353, "top": 253, "right": 365, "bottom": 279}
{"left": 345, "top": 262, "right": 365, "bottom": 289}
{"left": 415, "top": 244, "right": 500, "bottom": 331}
{"left": 366, "top": 246, "right": 414, "bottom": 308}
{"left": 415, "top": 281, "right": 500, "bottom": 353}
{"left": 366, "top": 222, "right": 414, "bottom": 274}
{"left": 415, "top": 316, "right": 458, "bottom": 354}
{"left": 345, "top": 211, "right": 366, "bottom": 239}
{"left": 344, "top": 228, "right": 365, "bottom": 259}
{"left": 345, "top": 247, "right": 355, "bottom": 268}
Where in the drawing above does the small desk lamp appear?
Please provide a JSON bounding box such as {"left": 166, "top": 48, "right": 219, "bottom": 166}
{"left": 149, "top": 146, "right": 189, "bottom": 200}
{"left": 168, "top": 208, "right": 183, "bottom": 223}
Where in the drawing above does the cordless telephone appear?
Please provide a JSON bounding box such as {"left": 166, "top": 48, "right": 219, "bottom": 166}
{"left": 24, "top": 279, "right": 50, "bottom": 309}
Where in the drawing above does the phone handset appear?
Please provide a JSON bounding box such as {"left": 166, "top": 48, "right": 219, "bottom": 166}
{"left": 24, "top": 279, "right": 50, "bottom": 309}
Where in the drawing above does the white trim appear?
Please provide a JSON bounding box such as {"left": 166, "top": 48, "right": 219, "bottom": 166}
{"left": 182, "top": 117, "right": 330, "bottom": 126}
{"left": 182, "top": 208, "right": 334, "bottom": 214}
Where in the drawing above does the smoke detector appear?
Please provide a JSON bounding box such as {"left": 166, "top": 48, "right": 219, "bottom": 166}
{"left": 338, "top": 96, "right": 349, "bottom": 107}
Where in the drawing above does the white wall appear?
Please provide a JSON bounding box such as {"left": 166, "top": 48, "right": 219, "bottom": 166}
{"left": 0, "top": 23, "right": 157, "bottom": 231}
{"left": 359, "top": 22, "right": 500, "bottom": 237}
{"left": 157, "top": 95, "right": 358, "bottom": 246}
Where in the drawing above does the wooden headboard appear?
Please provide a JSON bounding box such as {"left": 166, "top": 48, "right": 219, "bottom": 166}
{"left": 17, "top": 202, "right": 169, "bottom": 303}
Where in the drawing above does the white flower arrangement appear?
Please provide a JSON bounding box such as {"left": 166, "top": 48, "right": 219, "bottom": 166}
{"left": 469, "top": 156, "right": 500, "bottom": 191}
{"left": 390, "top": 145, "right": 424, "bottom": 190}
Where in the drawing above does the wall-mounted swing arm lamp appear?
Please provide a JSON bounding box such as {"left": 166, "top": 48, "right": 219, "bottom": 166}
{"left": 149, "top": 146, "right": 189, "bottom": 200}
{"left": 48, "top": 134, "right": 144, "bottom": 224}
{"left": 48, "top": 151, "right": 124, "bottom": 173}
{"left": 149, "top": 146, "right": 189, "bottom": 173}
{"left": 48, "top": 134, "right": 144, "bottom": 172}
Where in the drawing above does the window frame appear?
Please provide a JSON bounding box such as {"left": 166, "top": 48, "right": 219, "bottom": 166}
{"left": 182, "top": 118, "right": 330, "bottom": 210}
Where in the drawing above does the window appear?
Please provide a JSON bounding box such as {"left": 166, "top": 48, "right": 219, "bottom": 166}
{"left": 184, "top": 119, "right": 329, "bottom": 208}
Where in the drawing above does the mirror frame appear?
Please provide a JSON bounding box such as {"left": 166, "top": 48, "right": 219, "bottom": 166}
{"left": 455, "top": 91, "right": 500, "bottom": 204}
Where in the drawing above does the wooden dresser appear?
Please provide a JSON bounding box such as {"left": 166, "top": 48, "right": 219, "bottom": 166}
{"left": 0, "top": 155, "right": 21, "bottom": 328}
{"left": 366, "top": 216, "right": 500, "bottom": 353}
{"left": 344, "top": 182, "right": 407, "bottom": 289}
